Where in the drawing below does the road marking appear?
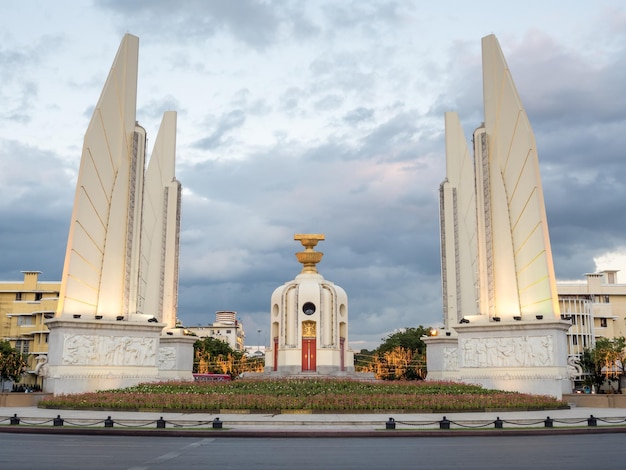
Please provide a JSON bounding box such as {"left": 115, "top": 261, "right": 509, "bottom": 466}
{"left": 127, "top": 439, "right": 215, "bottom": 469}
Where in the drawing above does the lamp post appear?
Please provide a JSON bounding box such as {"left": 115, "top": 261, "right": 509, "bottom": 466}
{"left": 257, "top": 329, "right": 261, "bottom": 352}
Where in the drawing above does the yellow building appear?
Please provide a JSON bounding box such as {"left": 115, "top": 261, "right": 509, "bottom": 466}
{"left": 0, "top": 271, "right": 60, "bottom": 385}
{"left": 558, "top": 270, "right": 626, "bottom": 356}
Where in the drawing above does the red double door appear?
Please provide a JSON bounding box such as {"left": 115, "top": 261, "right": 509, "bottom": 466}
{"left": 302, "top": 338, "right": 316, "bottom": 371}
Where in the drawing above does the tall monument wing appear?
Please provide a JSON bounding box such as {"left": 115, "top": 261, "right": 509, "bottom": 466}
{"left": 440, "top": 112, "right": 480, "bottom": 327}
{"left": 481, "top": 34, "right": 559, "bottom": 318}
{"left": 427, "top": 34, "right": 569, "bottom": 400}
{"left": 139, "top": 111, "right": 181, "bottom": 328}
{"left": 56, "top": 34, "right": 141, "bottom": 318}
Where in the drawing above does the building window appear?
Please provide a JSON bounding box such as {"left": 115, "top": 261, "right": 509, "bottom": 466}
{"left": 35, "top": 292, "right": 43, "bottom": 301}
{"left": 15, "top": 340, "right": 29, "bottom": 354}
{"left": 600, "top": 318, "right": 608, "bottom": 328}
{"left": 17, "top": 316, "right": 34, "bottom": 326}
{"left": 604, "top": 295, "right": 610, "bottom": 304}
{"left": 226, "top": 330, "right": 232, "bottom": 334}
{"left": 572, "top": 336, "right": 578, "bottom": 346}
{"left": 15, "top": 292, "right": 22, "bottom": 301}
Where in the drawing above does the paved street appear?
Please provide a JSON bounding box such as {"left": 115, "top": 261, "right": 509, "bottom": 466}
{"left": 0, "top": 432, "right": 623, "bottom": 469}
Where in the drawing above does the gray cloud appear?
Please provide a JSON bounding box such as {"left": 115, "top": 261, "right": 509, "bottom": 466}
{"left": 3, "top": 2, "right": 626, "bottom": 350}
{"left": 96, "top": 0, "right": 313, "bottom": 50}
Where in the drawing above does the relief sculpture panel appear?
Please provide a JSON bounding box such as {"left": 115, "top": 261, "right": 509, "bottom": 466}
{"left": 460, "top": 335, "right": 553, "bottom": 368}
{"left": 62, "top": 334, "right": 158, "bottom": 366}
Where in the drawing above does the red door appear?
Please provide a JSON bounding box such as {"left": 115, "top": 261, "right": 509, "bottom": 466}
{"left": 302, "top": 338, "right": 316, "bottom": 371}
{"left": 340, "top": 337, "right": 345, "bottom": 371}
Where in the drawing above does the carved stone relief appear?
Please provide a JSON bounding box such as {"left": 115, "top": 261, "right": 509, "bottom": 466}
{"left": 62, "top": 334, "right": 157, "bottom": 366}
{"left": 443, "top": 347, "right": 458, "bottom": 370}
{"left": 159, "top": 346, "right": 177, "bottom": 370}
{"left": 460, "top": 335, "right": 553, "bottom": 368}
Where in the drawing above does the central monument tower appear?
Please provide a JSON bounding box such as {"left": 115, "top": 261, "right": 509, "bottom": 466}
{"left": 265, "top": 234, "right": 354, "bottom": 375}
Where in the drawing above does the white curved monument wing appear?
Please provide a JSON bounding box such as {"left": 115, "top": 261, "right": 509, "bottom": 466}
{"left": 139, "top": 111, "right": 181, "bottom": 328}
{"left": 440, "top": 112, "right": 480, "bottom": 326}
{"left": 481, "top": 34, "right": 559, "bottom": 318}
{"left": 57, "top": 34, "right": 140, "bottom": 319}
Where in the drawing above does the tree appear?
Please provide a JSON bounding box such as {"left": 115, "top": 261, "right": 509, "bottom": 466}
{"left": 377, "top": 327, "right": 430, "bottom": 355}
{"left": 579, "top": 348, "right": 604, "bottom": 392}
{"left": 362, "top": 326, "right": 430, "bottom": 380}
{"left": 580, "top": 337, "right": 626, "bottom": 393}
{"left": 0, "top": 340, "right": 27, "bottom": 390}
{"left": 193, "top": 337, "right": 264, "bottom": 377}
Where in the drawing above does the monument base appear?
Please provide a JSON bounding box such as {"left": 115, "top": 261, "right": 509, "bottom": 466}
{"left": 45, "top": 318, "right": 164, "bottom": 395}
{"left": 158, "top": 333, "right": 196, "bottom": 381}
{"left": 424, "top": 320, "right": 571, "bottom": 399}
{"left": 264, "top": 347, "right": 355, "bottom": 376}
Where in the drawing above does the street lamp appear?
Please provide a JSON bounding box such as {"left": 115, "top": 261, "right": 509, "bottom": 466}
{"left": 257, "top": 329, "right": 261, "bottom": 352}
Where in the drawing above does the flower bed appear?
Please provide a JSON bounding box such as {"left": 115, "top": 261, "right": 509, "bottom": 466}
{"left": 38, "top": 379, "right": 568, "bottom": 412}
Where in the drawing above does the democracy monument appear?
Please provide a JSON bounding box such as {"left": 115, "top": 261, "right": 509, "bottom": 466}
{"left": 44, "top": 34, "right": 194, "bottom": 395}
{"left": 424, "top": 35, "right": 570, "bottom": 398}
{"left": 38, "top": 33, "right": 572, "bottom": 397}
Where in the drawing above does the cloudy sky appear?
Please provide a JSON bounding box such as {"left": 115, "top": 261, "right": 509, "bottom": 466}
{"left": 1, "top": 1, "right": 625, "bottom": 350}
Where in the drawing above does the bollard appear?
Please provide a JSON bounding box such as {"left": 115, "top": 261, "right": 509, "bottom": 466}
{"left": 156, "top": 417, "right": 166, "bottom": 429}
{"left": 386, "top": 417, "right": 396, "bottom": 430}
{"left": 588, "top": 415, "right": 597, "bottom": 427}
{"left": 212, "top": 417, "right": 223, "bottom": 429}
{"left": 439, "top": 417, "right": 451, "bottom": 430}
{"left": 10, "top": 414, "right": 20, "bottom": 425}
{"left": 104, "top": 416, "right": 114, "bottom": 428}
{"left": 53, "top": 415, "right": 64, "bottom": 427}
{"left": 494, "top": 417, "right": 503, "bottom": 429}
{"left": 544, "top": 417, "right": 553, "bottom": 428}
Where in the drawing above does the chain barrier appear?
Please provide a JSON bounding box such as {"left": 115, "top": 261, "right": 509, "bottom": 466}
{"left": 2, "top": 413, "right": 626, "bottom": 431}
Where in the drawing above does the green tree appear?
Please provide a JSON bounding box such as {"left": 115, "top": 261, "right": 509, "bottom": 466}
{"left": 193, "top": 337, "right": 264, "bottom": 377}
{"left": 580, "top": 348, "right": 604, "bottom": 392}
{"left": 372, "top": 326, "right": 430, "bottom": 380}
{"left": 378, "top": 326, "right": 430, "bottom": 355}
{"left": 580, "top": 337, "right": 626, "bottom": 393}
{"left": 0, "top": 340, "right": 27, "bottom": 390}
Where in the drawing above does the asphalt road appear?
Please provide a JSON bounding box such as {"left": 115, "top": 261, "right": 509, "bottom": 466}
{"left": 0, "top": 433, "right": 621, "bottom": 469}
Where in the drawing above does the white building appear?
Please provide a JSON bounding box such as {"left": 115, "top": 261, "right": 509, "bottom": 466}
{"left": 558, "top": 270, "right": 626, "bottom": 357}
{"left": 186, "top": 311, "right": 245, "bottom": 352}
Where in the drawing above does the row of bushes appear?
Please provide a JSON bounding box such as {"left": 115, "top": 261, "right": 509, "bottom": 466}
{"left": 39, "top": 379, "right": 568, "bottom": 412}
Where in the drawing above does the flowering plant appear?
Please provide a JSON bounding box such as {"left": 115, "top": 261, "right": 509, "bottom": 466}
{"left": 39, "top": 379, "right": 567, "bottom": 412}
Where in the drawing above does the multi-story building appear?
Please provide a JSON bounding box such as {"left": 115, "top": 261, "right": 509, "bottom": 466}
{"left": 186, "top": 311, "right": 245, "bottom": 352}
{"left": 0, "top": 271, "right": 60, "bottom": 386}
{"left": 557, "top": 270, "right": 626, "bottom": 357}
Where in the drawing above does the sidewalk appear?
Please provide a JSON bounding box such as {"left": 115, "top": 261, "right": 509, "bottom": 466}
{"left": 2, "top": 405, "right": 626, "bottom": 436}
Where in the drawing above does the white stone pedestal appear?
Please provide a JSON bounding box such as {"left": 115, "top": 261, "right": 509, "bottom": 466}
{"left": 425, "top": 320, "right": 571, "bottom": 399}
{"left": 44, "top": 318, "right": 165, "bottom": 395}
{"left": 158, "top": 334, "right": 196, "bottom": 381}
